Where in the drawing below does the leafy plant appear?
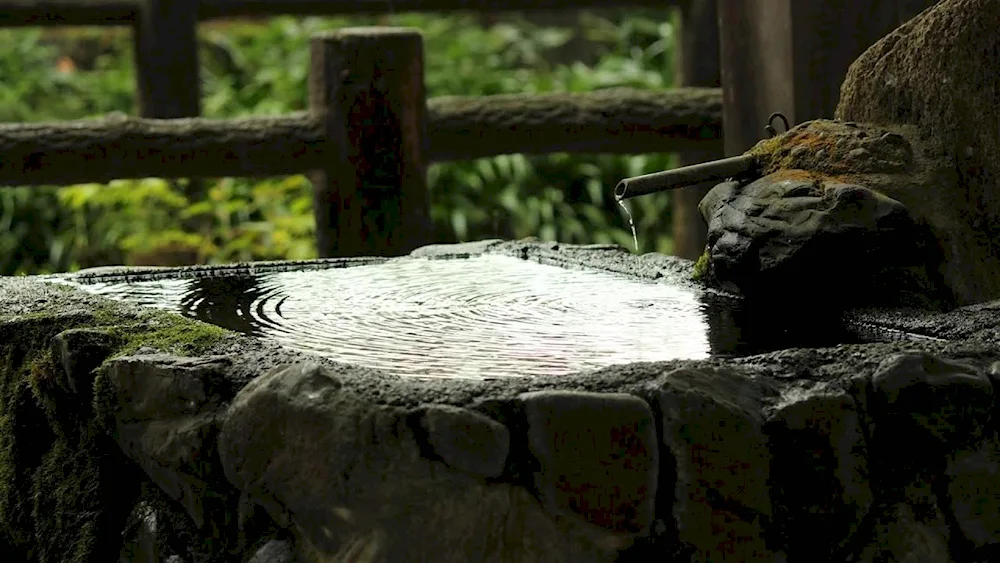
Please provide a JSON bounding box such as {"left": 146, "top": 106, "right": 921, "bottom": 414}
{"left": 0, "top": 10, "right": 680, "bottom": 273}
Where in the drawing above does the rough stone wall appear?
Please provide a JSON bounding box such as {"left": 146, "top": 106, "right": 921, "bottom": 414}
{"left": 837, "top": 0, "right": 1000, "bottom": 304}
{"left": 4, "top": 242, "right": 1000, "bottom": 562}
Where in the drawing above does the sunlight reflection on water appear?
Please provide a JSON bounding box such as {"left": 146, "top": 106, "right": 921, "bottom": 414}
{"left": 66, "top": 255, "right": 718, "bottom": 379}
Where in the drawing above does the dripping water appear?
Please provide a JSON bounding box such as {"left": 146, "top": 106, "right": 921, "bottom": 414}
{"left": 616, "top": 197, "right": 639, "bottom": 252}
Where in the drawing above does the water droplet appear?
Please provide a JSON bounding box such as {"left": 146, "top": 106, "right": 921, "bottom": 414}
{"left": 617, "top": 198, "right": 639, "bottom": 252}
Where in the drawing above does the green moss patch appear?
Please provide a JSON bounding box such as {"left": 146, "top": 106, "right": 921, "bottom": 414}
{"left": 692, "top": 251, "right": 711, "bottom": 282}
{"left": 0, "top": 302, "right": 230, "bottom": 562}
{"left": 93, "top": 308, "right": 229, "bottom": 358}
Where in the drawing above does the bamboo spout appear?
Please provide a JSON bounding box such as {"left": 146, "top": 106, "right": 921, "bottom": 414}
{"left": 614, "top": 154, "right": 759, "bottom": 201}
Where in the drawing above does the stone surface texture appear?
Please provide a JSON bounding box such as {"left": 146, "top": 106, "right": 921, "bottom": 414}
{"left": 835, "top": 0, "right": 1000, "bottom": 306}
{"left": 696, "top": 152, "right": 929, "bottom": 304}
{"left": 698, "top": 117, "right": 967, "bottom": 309}
{"left": 4, "top": 239, "right": 1000, "bottom": 562}
{"left": 695, "top": 0, "right": 1000, "bottom": 308}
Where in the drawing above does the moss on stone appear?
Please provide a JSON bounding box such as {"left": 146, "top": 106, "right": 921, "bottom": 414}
{"left": 0, "top": 299, "right": 231, "bottom": 562}
{"left": 27, "top": 349, "right": 71, "bottom": 437}
{"left": 747, "top": 120, "right": 915, "bottom": 181}
{"left": 837, "top": 0, "right": 1000, "bottom": 216}
{"left": 692, "top": 251, "right": 711, "bottom": 282}
{"left": 30, "top": 435, "right": 141, "bottom": 563}
{"left": 88, "top": 364, "right": 118, "bottom": 440}
{"left": 835, "top": 0, "right": 1000, "bottom": 306}
{"left": 93, "top": 308, "right": 229, "bottom": 358}
{"left": 0, "top": 316, "right": 73, "bottom": 561}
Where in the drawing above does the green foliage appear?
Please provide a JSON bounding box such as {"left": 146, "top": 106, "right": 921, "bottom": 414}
{"left": 0, "top": 28, "right": 135, "bottom": 122}
{"left": 0, "top": 11, "right": 680, "bottom": 274}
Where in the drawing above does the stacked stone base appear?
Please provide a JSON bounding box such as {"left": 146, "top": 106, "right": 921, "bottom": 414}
{"left": 4, "top": 258, "right": 1000, "bottom": 562}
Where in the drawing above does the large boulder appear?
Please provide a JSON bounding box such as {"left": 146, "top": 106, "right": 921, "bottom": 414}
{"left": 697, "top": 166, "right": 925, "bottom": 303}
{"left": 698, "top": 119, "right": 952, "bottom": 307}
{"left": 838, "top": 0, "right": 1000, "bottom": 306}
{"left": 698, "top": 0, "right": 1000, "bottom": 307}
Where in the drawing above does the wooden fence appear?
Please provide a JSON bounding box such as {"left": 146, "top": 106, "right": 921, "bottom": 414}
{"left": 0, "top": 0, "right": 723, "bottom": 259}
{"left": 1, "top": 0, "right": 675, "bottom": 25}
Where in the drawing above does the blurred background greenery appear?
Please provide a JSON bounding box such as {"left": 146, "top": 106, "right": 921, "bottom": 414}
{"left": 0, "top": 10, "right": 679, "bottom": 274}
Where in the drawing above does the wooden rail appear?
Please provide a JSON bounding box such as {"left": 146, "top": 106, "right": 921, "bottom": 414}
{"left": 427, "top": 88, "right": 722, "bottom": 160}
{"left": 673, "top": 0, "right": 721, "bottom": 260}
{"left": 0, "top": 0, "right": 677, "bottom": 26}
{"left": 0, "top": 89, "right": 721, "bottom": 186}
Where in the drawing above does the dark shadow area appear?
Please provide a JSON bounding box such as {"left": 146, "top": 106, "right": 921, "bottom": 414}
{"left": 702, "top": 294, "right": 866, "bottom": 358}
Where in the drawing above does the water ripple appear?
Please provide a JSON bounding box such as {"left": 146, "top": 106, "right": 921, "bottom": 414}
{"left": 68, "top": 255, "right": 714, "bottom": 379}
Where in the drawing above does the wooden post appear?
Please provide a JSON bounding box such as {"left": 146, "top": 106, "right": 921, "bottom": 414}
{"left": 786, "top": 1, "right": 906, "bottom": 124}
{"left": 673, "top": 0, "right": 722, "bottom": 260}
{"left": 717, "top": 0, "right": 938, "bottom": 157}
{"left": 133, "top": 0, "right": 200, "bottom": 119}
{"left": 132, "top": 0, "right": 205, "bottom": 205}
{"left": 717, "top": 0, "right": 794, "bottom": 157}
{"left": 309, "top": 28, "right": 432, "bottom": 258}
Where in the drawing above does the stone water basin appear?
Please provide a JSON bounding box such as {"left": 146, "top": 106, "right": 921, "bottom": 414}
{"left": 49, "top": 239, "right": 864, "bottom": 379}
{"left": 12, "top": 238, "right": 1000, "bottom": 562}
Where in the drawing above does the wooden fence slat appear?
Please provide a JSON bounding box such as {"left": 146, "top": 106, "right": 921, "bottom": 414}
{"left": 199, "top": 0, "right": 674, "bottom": 17}
{"left": 0, "top": 88, "right": 722, "bottom": 186}
{"left": 0, "top": 113, "right": 326, "bottom": 185}
{"left": 308, "top": 27, "right": 432, "bottom": 258}
{"left": 0, "top": 0, "right": 678, "bottom": 26}
{"left": 673, "top": 0, "right": 722, "bottom": 260}
{"left": 717, "top": 0, "right": 938, "bottom": 157}
{"left": 133, "top": 0, "right": 206, "bottom": 209}
{"left": 426, "top": 88, "right": 722, "bottom": 161}
{"left": 717, "top": 0, "right": 794, "bottom": 157}
{"left": 0, "top": 0, "right": 134, "bottom": 26}
{"left": 133, "top": 0, "right": 201, "bottom": 120}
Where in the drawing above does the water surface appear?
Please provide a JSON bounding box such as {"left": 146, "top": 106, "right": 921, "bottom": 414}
{"left": 58, "top": 255, "right": 854, "bottom": 378}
